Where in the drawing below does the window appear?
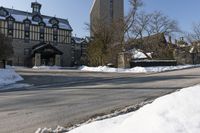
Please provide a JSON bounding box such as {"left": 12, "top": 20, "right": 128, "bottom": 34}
{"left": 24, "top": 48, "right": 31, "bottom": 55}
{"left": 7, "top": 16, "right": 15, "bottom": 37}
{"left": 24, "top": 19, "right": 31, "bottom": 41}
{"left": 49, "top": 17, "right": 59, "bottom": 25}
{"left": 33, "top": 7, "right": 39, "bottom": 13}
{"left": 53, "top": 25, "right": 58, "bottom": 42}
{"left": 39, "top": 22, "right": 45, "bottom": 41}
{"left": 110, "top": 0, "right": 114, "bottom": 21}
{"left": 32, "top": 14, "right": 42, "bottom": 22}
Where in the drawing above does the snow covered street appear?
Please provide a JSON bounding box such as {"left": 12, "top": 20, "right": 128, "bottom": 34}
{"left": 66, "top": 85, "right": 200, "bottom": 133}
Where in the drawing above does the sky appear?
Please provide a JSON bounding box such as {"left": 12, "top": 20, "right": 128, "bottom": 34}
{"left": 1, "top": 0, "right": 200, "bottom": 38}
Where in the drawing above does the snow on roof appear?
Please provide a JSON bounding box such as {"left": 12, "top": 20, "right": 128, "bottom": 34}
{"left": 0, "top": 7, "right": 72, "bottom": 31}
{"left": 72, "top": 37, "right": 86, "bottom": 44}
{"left": 128, "top": 49, "right": 148, "bottom": 59}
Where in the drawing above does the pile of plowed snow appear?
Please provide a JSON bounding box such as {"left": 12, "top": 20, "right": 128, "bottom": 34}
{"left": 0, "top": 69, "right": 23, "bottom": 86}
{"left": 79, "top": 65, "right": 199, "bottom": 73}
{"left": 66, "top": 85, "right": 200, "bottom": 133}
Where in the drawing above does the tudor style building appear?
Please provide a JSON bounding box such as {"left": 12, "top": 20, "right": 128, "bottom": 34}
{"left": 0, "top": 2, "right": 73, "bottom": 67}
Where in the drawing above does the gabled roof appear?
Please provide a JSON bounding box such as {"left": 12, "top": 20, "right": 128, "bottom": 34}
{"left": 0, "top": 6, "right": 72, "bottom": 31}
{"left": 32, "top": 43, "right": 63, "bottom": 55}
{"left": 126, "top": 33, "right": 167, "bottom": 51}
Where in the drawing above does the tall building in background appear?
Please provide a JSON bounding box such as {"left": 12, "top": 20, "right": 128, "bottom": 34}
{"left": 90, "top": 0, "right": 124, "bottom": 36}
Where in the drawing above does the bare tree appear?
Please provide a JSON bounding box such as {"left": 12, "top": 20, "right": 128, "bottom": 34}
{"left": 86, "top": 19, "right": 114, "bottom": 66}
{"left": 121, "top": 0, "right": 143, "bottom": 42}
{"left": 130, "top": 11, "right": 151, "bottom": 39}
{"left": 186, "top": 22, "right": 200, "bottom": 43}
{"left": 0, "top": 33, "right": 13, "bottom": 68}
{"left": 146, "top": 11, "right": 179, "bottom": 36}
{"left": 127, "top": 11, "right": 178, "bottom": 60}
{"left": 86, "top": 0, "right": 143, "bottom": 66}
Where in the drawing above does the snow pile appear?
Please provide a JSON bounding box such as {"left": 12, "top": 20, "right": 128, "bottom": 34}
{"left": 0, "top": 69, "right": 23, "bottom": 86}
{"left": 129, "top": 49, "right": 148, "bottom": 59}
{"left": 79, "top": 65, "right": 199, "bottom": 73}
{"left": 32, "top": 65, "right": 62, "bottom": 70}
{"left": 67, "top": 85, "right": 200, "bottom": 133}
{"left": 79, "top": 66, "right": 117, "bottom": 72}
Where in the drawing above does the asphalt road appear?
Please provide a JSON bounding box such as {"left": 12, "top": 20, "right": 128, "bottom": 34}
{"left": 1, "top": 67, "right": 200, "bottom": 133}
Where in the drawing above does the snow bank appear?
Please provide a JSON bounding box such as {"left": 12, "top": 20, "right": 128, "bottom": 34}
{"left": 79, "top": 65, "right": 199, "bottom": 73}
{"left": 32, "top": 66, "right": 62, "bottom": 70}
{"left": 67, "top": 85, "right": 200, "bottom": 133}
{"left": 0, "top": 69, "right": 23, "bottom": 86}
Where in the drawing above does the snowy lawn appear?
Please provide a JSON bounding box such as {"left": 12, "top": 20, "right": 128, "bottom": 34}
{"left": 0, "top": 69, "right": 23, "bottom": 87}
{"left": 65, "top": 85, "right": 200, "bottom": 133}
{"left": 79, "top": 65, "right": 200, "bottom": 73}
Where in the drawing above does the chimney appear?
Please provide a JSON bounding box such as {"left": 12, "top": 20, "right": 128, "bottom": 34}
{"left": 175, "top": 39, "right": 178, "bottom": 45}
{"left": 168, "top": 36, "right": 172, "bottom": 44}
{"left": 180, "top": 37, "right": 184, "bottom": 41}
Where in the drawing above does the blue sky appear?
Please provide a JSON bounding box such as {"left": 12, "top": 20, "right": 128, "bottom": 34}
{"left": 1, "top": 0, "right": 200, "bottom": 37}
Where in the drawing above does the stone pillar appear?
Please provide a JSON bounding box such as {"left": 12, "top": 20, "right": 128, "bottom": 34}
{"left": 35, "top": 53, "right": 41, "bottom": 66}
{"left": 118, "top": 52, "right": 132, "bottom": 68}
{"left": 55, "top": 55, "right": 61, "bottom": 66}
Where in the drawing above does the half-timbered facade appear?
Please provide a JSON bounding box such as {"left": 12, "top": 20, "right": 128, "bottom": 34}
{"left": 0, "top": 2, "right": 73, "bottom": 67}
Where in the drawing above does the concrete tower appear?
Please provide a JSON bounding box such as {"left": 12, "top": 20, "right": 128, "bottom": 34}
{"left": 90, "top": 0, "right": 124, "bottom": 36}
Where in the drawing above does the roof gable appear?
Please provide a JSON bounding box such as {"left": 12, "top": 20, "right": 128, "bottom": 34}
{"left": 23, "top": 18, "right": 31, "bottom": 24}
{"left": 126, "top": 33, "right": 167, "bottom": 51}
{"left": 32, "top": 43, "right": 63, "bottom": 55}
{"left": 6, "top": 15, "right": 15, "bottom": 21}
{"left": 0, "top": 7, "right": 9, "bottom": 17}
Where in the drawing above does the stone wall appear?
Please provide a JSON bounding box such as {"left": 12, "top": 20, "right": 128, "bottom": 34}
{"left": 173, "top": 48, "right": 200, "bottom": 65}
{"left": 12, "top": 39, "right": 40, "bottom": 66}
{"left": 118, "top": 52, "right": 132, "bottom": 68}
{"left": 56, "top": 44, "right": 72, "bottom": 66}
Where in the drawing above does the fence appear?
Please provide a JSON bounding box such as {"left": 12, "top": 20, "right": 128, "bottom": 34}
{"left": 130, "top": 60, "right": 177, "bottom": 67}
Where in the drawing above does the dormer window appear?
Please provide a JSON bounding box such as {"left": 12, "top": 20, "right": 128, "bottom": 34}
{"left": 49, "top": 17, "right": 59, "bottom": 25}
{"left": 31, "top": 2, "right": 42, "bottom": 14}
{"left": 0, "top": 7, "right": 9, "bottom": 17}
{"left": 32, "top": 14, "right": 42, "bottom": 22}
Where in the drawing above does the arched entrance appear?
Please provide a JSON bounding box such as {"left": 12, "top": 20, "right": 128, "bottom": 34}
{"left": 32, "top": 43, "right": 63, "bottom": 66}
